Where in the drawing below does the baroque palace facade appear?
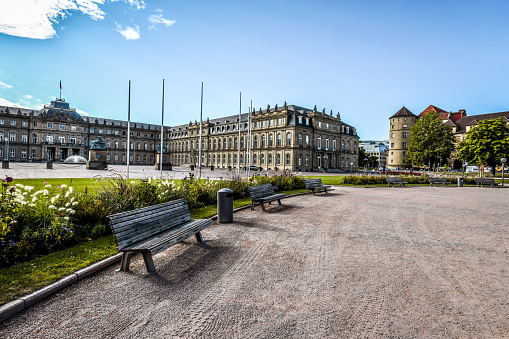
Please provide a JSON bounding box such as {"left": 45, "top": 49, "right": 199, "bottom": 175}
{"left": 0, "top": 99, "right": 360, "bottom": 172}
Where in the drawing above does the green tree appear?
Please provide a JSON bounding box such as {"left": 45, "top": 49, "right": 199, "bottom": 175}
{"left": 407, "top": 112, "right": 455, "bottom": 168}
{"left": 457, "top": 117, "right": 509, "bottom": 176}
{"left": 358, "top": 147, "right": 368, "bottom": 167}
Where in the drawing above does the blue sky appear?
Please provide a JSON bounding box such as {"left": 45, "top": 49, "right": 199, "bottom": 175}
{"left": 1, "top": 0, "right": 509, "bottom": 140}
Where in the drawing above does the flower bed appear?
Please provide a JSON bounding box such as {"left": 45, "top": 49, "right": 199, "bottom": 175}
{"left": 0, "top": 171, "right": 305, "bottom": 268}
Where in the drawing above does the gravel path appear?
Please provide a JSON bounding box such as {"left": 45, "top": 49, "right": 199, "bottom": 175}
{"left": 1, "top": 186, "right": 508, "bottom": 338}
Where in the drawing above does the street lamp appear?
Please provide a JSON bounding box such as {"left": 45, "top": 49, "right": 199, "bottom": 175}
{"left": 364, "top": 157, "right": 368, "bottom": 173}
{"left": 502, "top": 158, "right": 507, "bottom": 187}
{"left": 350, "top": 162, "right": 353, "bottom": 175}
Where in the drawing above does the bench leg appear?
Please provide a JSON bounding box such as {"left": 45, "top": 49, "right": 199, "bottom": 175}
{"left": 260, "top": 201, "right": 266, "bottom": 211}
{"left": 117, "top": 252, "right": 133, "bottom": 272}
{"left": 142, "top": 251, "right": 156, "bottom": 274}
{"left": 277, "top": 199, "right": 282, "bottom": 205}
{"left": 195, "top": 231, "right": 204, "bottom": 244}
{"left": 251, "top": 201, "right": 255, "bottom": 210}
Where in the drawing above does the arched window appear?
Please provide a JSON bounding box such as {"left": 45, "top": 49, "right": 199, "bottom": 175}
{"left": 317, "top": 135, "right": 322, "bottom": 150}
{"left": 240, "top": 137, "right": 244, "bottom": 148}
{"left": 286, "top": 153, "right": 290, "bottom": 165}
{"left": 286, "top": 133, "right": 291, "bottom": 146}
{"left": 298, "top": 154, "right": 302, "bottom": 166}
{"left": 261, "top": 135, "right": 266, "bottom": 147}
{"left": 260, "top": 154, "right": 265, "bottom": 164}
{"left": 333, "top": 138, "right": 336, "bottom": 150}
{"left": 276, "top": 133, "right": 281, "bottom": 147}
{"left": 254, "top": 136, "right": 258, "bottom": 148}
{"left": 276, "top": 153, "right": 280, "bottom": 165}
{"left": 298, "top": 134, "right": 302, "bottom": 147}
{"left": 305, "top": 134, "right": 310, "bottom": 147}
{"left": 325, "top": 137, "right": 329, "bottom": 150}
{"left": 253, "top": 154, "right": 257, "bottom": 164}
{"left": 317, "top": 154, "right": 322, "bottom": 168}
{"left": 347, "top": 141, "right": 350, "bottom": 151}
{"left": 269, "top": 134, "right": 273, "bottom": 147}
{"left": 223, "top": 138, "right": 227, "bottom": 149}
{"left": 229, "top": 138, "right": 232, "bottom": 149}
{"left": 268, "top": 153, "right": 272, "bottom": 165}
{"left": 234, "top": 138, "right": 237, "bottom": 148}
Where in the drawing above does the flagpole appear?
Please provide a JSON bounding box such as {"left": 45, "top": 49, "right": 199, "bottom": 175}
{"left": 59, "top": 80, "right": 62, "bottom": 100}
{"left": 199, "top": 82, "right": 203, "bottom": 179}
{"left": 127, "top": 80, "right": 131, "bottom": 179}
{"left": 160, "top": 79, "right": 165, "bottom": 178}
{"left": 237, "top": 92, "right": 241, "bottom": 176}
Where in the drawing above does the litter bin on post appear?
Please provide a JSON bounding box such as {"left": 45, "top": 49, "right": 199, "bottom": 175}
{"left": 217, "top": 188, "right": 233, "bottom": 223}
{"left": 457, "top": 177, "right": 463, "bottom": 187}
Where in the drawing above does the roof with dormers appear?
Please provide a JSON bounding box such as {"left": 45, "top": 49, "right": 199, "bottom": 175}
{"left": 390, "top": 106, "right": 416, "bottom": 118}
{"left": 454, "top": 111, "right": 509, "bottom": 133}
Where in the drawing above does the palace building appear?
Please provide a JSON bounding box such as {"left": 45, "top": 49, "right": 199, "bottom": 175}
{"left": 0, "top": 99, "right": 360, "bottom": 172}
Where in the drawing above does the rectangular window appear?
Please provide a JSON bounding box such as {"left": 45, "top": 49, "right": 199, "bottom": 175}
{"left": 98, "top": 129, "right": 103, "bottom": 134}
{"left": 326, "top": 123, "right": 329, "bottom": 130}
{"left": 254, "top": 121, "right": 258, "bottom": 128}
{"left": 22, "top": 121, "right": 28, "bottom": 127}
{"left": 402, "top": 132, "right": 408, "bottom": 138}
{"left": 298, "top": 116, "right": 303, "bottom": 124}
{"left": 47, "top": 122, "right": 53, "bottom": 128}
{"left": 0, "top": 119, "right": 4, "bottom": 125}
{"left": 277, "top": 118, "right": 282, "bottom": 125}
{"left": 71, "top": 125, "right": 77, "bottom": 131}
{"left": 403, "top": 142, "right": 407, "bottom": 148}
{"left": 60, "top": 124, "right": 65, "bottom": 129}
{"left": 391, "top": 133, "right": 395, "bottom": 138}
{"left": 9, "top": 133, "right": 16, "bottom": 142}
{"left": 21, "top": 134, "right": 27, "bottom": 143}
{"left": 21, "top": 150, "right": 27, "bottom": 158}
{"left": 306, "top": 118, "right": 309, "bottom": 125}
{"left": 33, "top": 121, "right": 37, "bottom": 127}
{"left": 391, "top": 143, "right": 394, "bottom": 148}
{"left": 90, "top": 128, "right": 95, "bottom": 133}
{"left": 403, "top": 124, "right": 408, "bottom": 128}
{"left": 270, "top": 119, "right": 274, "bottom": 127}
{"left": 262, "top": 121, "right": 266, "bottom": 127}
{"left": 107, "top": 129, "right": 111, "bottom": 134}
{"left": 0, "top": 132, "right": 3, "bottom": 141}
{"left": 0, "top": 149, "right": 3, "bottom": 158}
{"left": 9, "top": 149, "right": 15, "bottom": 158}
{"left": 115, "top": 130, "right": 119, "bottom": 135}
{"left": 318, "top": 121, "right": 322, "bottom": 128}
{"left": 10, "top": 120, "right": 16, "bottom": 126}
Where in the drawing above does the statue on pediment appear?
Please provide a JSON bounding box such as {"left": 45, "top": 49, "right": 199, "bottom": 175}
{"left": 313, "top": 105, "right": 317, "bottom": 113}
{"left": 284, "top": 101, "right": 288, "bottom": 109}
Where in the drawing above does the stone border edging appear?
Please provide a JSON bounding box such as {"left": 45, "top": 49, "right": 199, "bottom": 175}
{"left": 0, "top": 192, "right": 307, "bottom": 323}
{"left": 0, "top": 253, "right": 122, "bottom": 323}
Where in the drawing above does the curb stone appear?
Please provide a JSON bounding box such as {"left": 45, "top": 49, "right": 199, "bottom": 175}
{"left": 0, "top": 193, "right": 307, "bottom": 323}
{"left": 0, "top": 253, "right": 122, "bottom": 324}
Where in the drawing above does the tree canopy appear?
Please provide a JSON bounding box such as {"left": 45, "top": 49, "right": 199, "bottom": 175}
{"left": 457, "top": 117, "right": 509, "bottom": 175}
{"left": 407, "top": 112, "right": 456, "bottom": 168}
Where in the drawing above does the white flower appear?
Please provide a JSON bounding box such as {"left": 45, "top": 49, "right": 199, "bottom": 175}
{"left": 23, "top": 192, "right": 28, "bottom": 196}
{"left": 65, "top": 202, "right": 70, "bottom": 207}
{"left": 72, "top": 201, "right": 78, "bottom": 206}
{"left": 69, "top": 187, "right": 73, "bottom": 193}
{"left": 66, "top": 208, "right": 75, "bottom": 214}
{"left": 15, "top": 184, "right": 25, "bottom": 189}
{"left": 43, "top": 190, "right": 49, "bottom": 196}
{"left": 58, "top": 207, "right": 66, "bottom": 212}
{"left": 60, "top": 184, "right": 67, "bottom": 188}
{"left": 51, "top": 197, "right": 56, "bottom": 204}
{"left": 29, "top": 203, "right": 36, "bottom": 207}
{"left": 70, "top": 197, "right": 75, "bottom": 203}
{"left": 24, "top": 186, "right": 34, "bottom": 192}
{"left": 55, "top": 194, "right": 60, "bottom": 200}
{"left": 65, "top": 191, "right": 71, "bottom": 198}
{"left": 45, "top": 184, "right": 51, "bottom": 188}
{"left": 33, "top": 190, "right": 43, "bottom": 196}
{"left": 48, "top": 205, "right": 56, "bottom": 209}
{"left": 64, "top": 216, "right": 69, "bottom": 221}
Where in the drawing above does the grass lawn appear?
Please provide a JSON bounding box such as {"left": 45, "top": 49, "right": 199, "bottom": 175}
{"left": 0, "top": 188, "right": 306, "bottom": 307}
{"left": 12, "top": 178, "right": 102, "bottom": 194}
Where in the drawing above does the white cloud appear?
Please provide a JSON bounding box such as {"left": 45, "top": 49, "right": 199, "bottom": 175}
{"left": 0, "top": 96, "right": 31, "bottom": 109}
{"left": 116, "top": 23, "right": 140, "bottom": 40}
{"left": 76, "top": 108, "right": 89, "bottom": 116}
{"left": 0, "top": 80, "right": 13, "bottom": 89}
{"left": 0, "top": 0, "right": 144, "bottom": 40}
{"left": 148, "top": 13, "right": 176, "bottom": 30}
{"left": 24, "top": 94, "right": 34, "bottom": 99}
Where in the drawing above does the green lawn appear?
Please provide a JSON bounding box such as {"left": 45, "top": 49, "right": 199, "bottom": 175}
{"left": 0, "top": 188, "right": 306, "bottom": 306}
{"left": 12, "top": 178, "right": 101, "bottom": 193}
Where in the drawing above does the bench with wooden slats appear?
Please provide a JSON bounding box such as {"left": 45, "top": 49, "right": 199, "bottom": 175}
{"left": 304, "top": 178, "right": 334, "bottom": 195}
{"left": 428, "top": 177, "right": 451, "bottom": 187}
{"left": 247, "top": 184, "right": 287, "bottom": 211}
{"left": 386, "top": 176, "right": 408, "bottom": 187}
{"left": 107, "top": 199, "right": 214, "bottom": 274}
{"left": 475, "top": 178, "right": 498, "bottom": 188}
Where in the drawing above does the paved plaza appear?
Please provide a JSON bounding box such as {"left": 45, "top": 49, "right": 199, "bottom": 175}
{"left": 1, "top": 186, "right": 508, "bottom": 338}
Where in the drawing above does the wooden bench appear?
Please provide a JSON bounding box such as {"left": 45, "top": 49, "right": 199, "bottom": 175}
{"left": 475, "top": 178, "right": 498, "bottom": 187}
{"left": 107, "top": 199, "right": 214, "bottom": 274}
{"left": 304, "top": 178, "right": 334, "bottom": 195}
{"left": 429, "top": 177, "right": 451, "bottom": 187}
{"left": 386, "top": 176, "right": 408, "bottom": 187}
{"left": 248, "top": 184, "right": 287, "bottom": 211}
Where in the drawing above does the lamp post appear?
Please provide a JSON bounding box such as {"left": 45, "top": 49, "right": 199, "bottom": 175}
{"left": 364, "top": 157, "right": 368, "bottom": 174}
{"left": 350, "top": 162, "right": 353, "bottom": 175}
{"left": 502, "top": 158, "right": 507, "bottom": 187}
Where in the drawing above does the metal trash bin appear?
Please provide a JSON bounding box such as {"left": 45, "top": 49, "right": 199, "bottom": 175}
{"left": 457, "top": 177, "right": 463, "bottom": 187}
{"left": 217, "top": 188, "right": 233, "bottom": 223}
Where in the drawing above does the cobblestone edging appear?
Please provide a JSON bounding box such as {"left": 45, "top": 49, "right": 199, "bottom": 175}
{"left": 0, "top": 192, "right": 306, "bottom": 323}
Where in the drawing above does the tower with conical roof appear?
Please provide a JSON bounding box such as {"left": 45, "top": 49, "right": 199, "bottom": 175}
{"left": 387, "top": 106, "right": 417, "bottom": 169}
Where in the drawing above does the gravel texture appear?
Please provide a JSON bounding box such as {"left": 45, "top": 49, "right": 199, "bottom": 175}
{"left": 1, "top": 186, "right": 508, "bottom": 338}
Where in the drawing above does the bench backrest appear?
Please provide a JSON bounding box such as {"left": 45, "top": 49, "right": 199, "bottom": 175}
{"left": 107, "top": 199, "right": 191, "bottom": 251}
{"left": 476, "top": 178, "right": 495, "bottom": 183}
{"left": 248, "top": 184, "right": 276, "bottom": 200}
{"left": 429, "top": 177, "right": 446, "bottom": 183}
{"left": 304, "top": 178, "right": 323, "bottom": 188}
{"left": 387, "top": 176, "right": 403, "bottom": 183}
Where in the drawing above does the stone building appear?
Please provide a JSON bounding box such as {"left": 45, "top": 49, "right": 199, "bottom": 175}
{"left": 169, "top": 103, "right": 359, "bottom": 171}
{"left": 1, "top": 99, "right": 360, "bottom": 172}
{"left": 359, "top": 140, "right": 389, "bottom": 169}
{"left": 387, "top": 107, "right": 417, "bottom": 169}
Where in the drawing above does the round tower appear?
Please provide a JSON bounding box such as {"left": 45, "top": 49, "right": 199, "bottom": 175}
{"left": 387, "top": 107, "right": 417, "bottom": 169}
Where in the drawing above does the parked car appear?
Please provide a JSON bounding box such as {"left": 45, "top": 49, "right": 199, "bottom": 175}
{"left": 246, "top": 165, "right": 259, "bottom": 171}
